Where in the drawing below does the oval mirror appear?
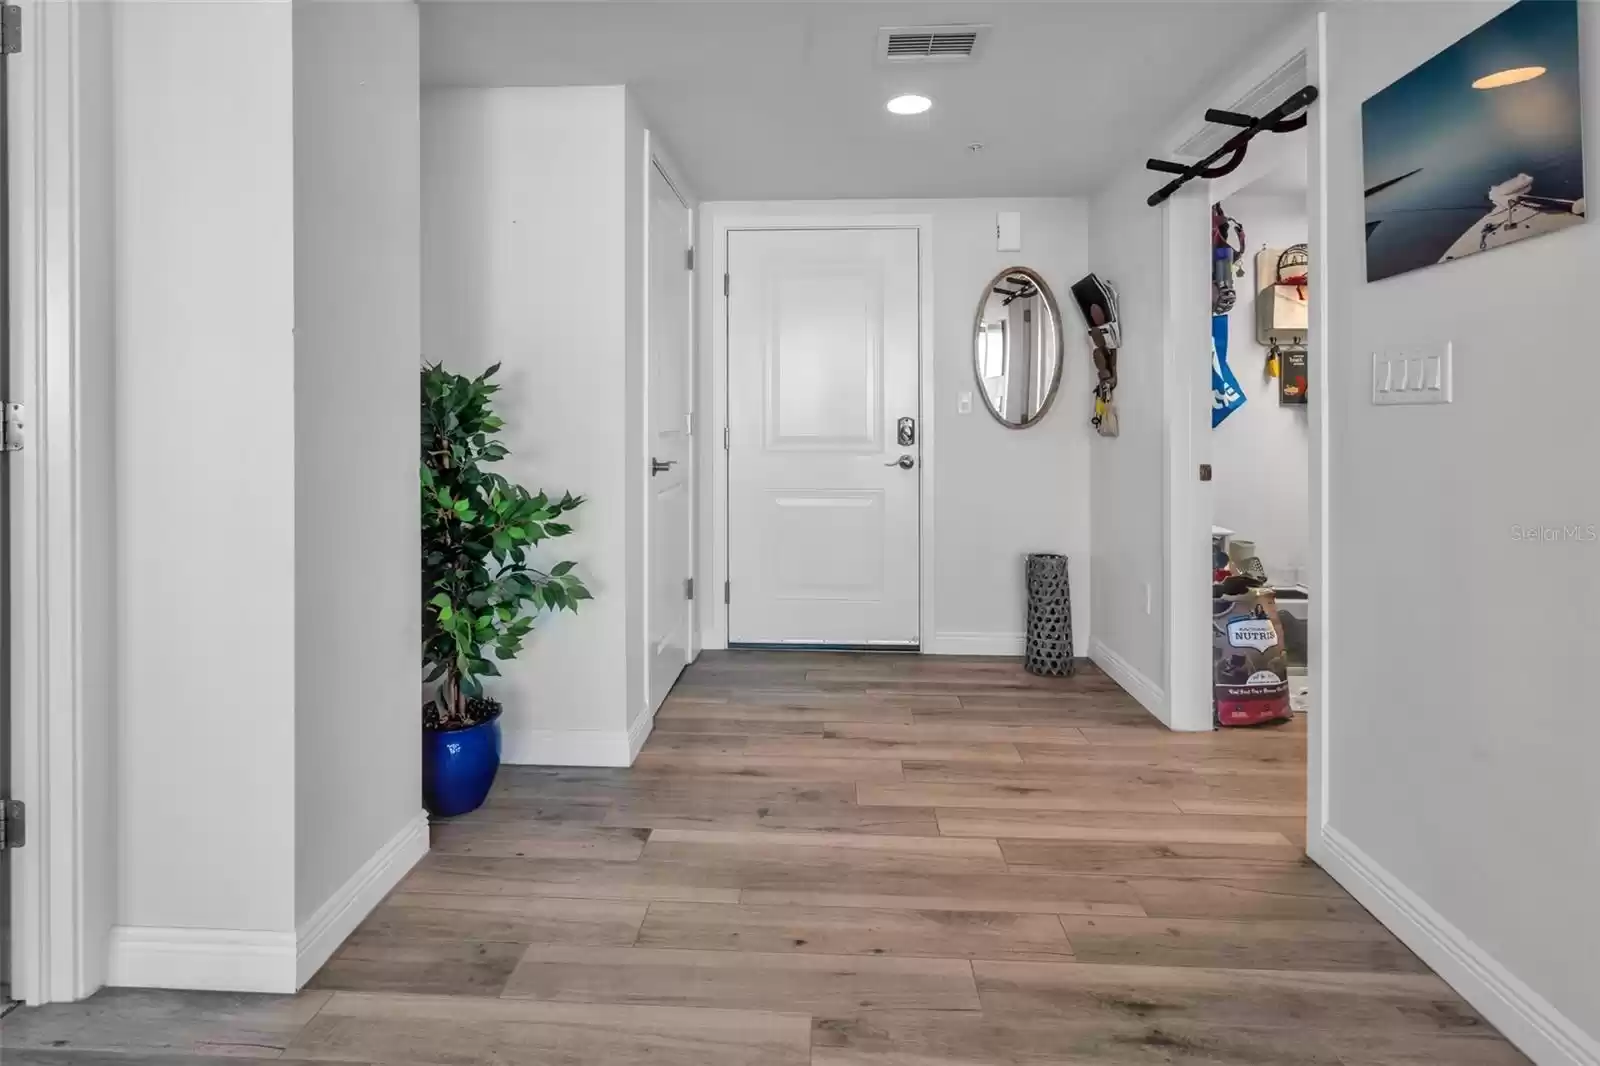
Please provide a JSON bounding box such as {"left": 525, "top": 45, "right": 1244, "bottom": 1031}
{"left": 972, "top": 267, "right": 1063, "bottom": 428}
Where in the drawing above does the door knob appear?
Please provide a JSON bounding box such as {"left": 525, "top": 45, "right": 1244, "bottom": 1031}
{"left": 651, "top": 458, "right": 676, "bottom": 475}
{"left": 884, "top": 454, "right": 916, "bottom": 470}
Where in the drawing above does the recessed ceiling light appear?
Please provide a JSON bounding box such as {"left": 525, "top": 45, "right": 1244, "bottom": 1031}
{"left": 1472, "top": 66, "right": 1546, "bottom": 89}
{"left": 887, "top": 94, "right": 932, "bottom": 115}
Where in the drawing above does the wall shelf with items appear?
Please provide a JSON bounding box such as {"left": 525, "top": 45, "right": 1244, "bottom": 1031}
{"left": 1255, "top": 245, "right": 1309, "bottom": 405}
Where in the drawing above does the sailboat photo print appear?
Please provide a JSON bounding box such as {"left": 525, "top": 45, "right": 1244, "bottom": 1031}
{"left": 1362, "top": 0, "right": 1586, "bottom": 282}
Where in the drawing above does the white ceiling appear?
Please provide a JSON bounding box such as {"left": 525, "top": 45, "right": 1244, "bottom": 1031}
{"left": 421, "top": 1, "right": 1310, "bottom": 201}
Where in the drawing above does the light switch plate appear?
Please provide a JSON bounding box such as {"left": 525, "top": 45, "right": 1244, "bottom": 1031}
{"left": 1373, "top": 342, "right": 1452, "bottom": 405}
{"left": 957, "top": 391, "right": 974, "bottom": 414}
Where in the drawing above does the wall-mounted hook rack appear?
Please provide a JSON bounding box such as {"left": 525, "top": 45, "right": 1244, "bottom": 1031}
{"left": 1145, "top": 85, "right": 1319, "bottom": 207}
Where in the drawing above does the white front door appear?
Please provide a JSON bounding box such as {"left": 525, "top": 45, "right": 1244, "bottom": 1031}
{"left": 726, "top": 228, "right": 921, "bottom": 646}
{"left": 647, "top": 162, "right": 693, "bottom": 713}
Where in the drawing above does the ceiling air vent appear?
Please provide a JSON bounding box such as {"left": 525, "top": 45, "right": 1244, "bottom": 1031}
{"left": 877, "top": 25, "right": 989, "bottom": 64}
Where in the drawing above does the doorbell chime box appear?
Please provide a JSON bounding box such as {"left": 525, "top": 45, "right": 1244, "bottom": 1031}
{"left": 997, "top": 212, "right": 1022, "bottom": 252}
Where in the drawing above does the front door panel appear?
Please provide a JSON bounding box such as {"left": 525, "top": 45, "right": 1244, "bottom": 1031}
{"left": 727, "top": 229, "right": 920, "bottom": 645}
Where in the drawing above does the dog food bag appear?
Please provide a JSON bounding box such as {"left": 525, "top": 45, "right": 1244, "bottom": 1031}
{"left": 1212, "top": 587, "right": 1292, "bottom": 727}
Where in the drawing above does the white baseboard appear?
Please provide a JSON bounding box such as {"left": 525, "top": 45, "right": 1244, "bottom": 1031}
{"left": 627, "top": 704, "right": 656, "bottom": 762}
{"left": 108, "top": 926, "right": 297, "bottom": 994}
{"left": 502, "top": 726, "right": 634, "bottom": 766}
{"left": 1313, "top": 826, "right": 1599, "bottom": 1066}
{"left": 294, "top": 811, "right": 430, "bottom": 987}
{"left": 502, "top": 704, "right": 658, "bottom": 768}
{"left": 925, "top": 631, "right": 1026, "bottom": 656}
{"left": 1088, "top": 638, "right": 1168, "bottom": 721}
{"left": 108, "top": 812, "right": 431, "bottom": 994}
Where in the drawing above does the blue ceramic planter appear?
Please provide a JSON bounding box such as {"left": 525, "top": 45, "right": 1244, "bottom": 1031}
{"left": 422, "top": 711, "right": 502, "bottom": 818}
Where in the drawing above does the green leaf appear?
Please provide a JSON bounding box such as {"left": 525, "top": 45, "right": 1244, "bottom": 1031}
{"left": 422, "top": 361, "right": 596, "bottom": 710}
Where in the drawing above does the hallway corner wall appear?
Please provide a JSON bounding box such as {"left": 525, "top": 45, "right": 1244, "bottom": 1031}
{"left": 420, "top": 85, "right": 637, "bottom": 764}
{"left": 1314, "top": 3, "right": 1600, "bottom": 1061}
{"left": 106, "top": 0, "right": 428, "bottom": 995}
{"left": 1085, "top": 172, "right": 1169, "bottom": 717}
{"left": 290, "top": 0, "right": 428, "bottom": 971}
{"left": 111, "top": 0, "right": 300, "bottom": 954}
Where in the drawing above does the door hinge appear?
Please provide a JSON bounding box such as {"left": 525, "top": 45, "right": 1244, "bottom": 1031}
{"left": 723, "top": 273, "right": 730, "bottom": 297}
{"left": 724, "top": 580, "right": 730, "bottom": 604}
{"left": 686, "top": 247, "right": 696, "bottom": 271}
{"left": 685, "top": 577, "right": 695, "bottom": 601}
{"left": 3, "top": 402, "right": 24, "bottom": 452}
{"left": 1, "top": 6, "right": 20, "bottom": 54}
{"left": 722, "top": 426, "right": 730, "bottom": 451}
{"left": 1, "top": 800, "right": 25, "bottom": 850}
{"left": 686, "top": 411, "right": 695, "bottom": 436}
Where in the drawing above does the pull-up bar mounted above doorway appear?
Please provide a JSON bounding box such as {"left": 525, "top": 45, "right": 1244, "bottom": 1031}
{"left": 1145, "top": 85, "right": 1319, "bottom": 207}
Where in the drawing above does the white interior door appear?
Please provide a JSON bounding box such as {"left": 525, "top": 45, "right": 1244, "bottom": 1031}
{"left": 727, "top": 228, "right": 921, "bottom": 646}
{"left": 647, "top": 162, "right": 693, "bottom": 713}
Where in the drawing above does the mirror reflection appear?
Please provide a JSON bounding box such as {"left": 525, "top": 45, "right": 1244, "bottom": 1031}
{"left": 973, "top": 268, "right": 1063, "bottom": 428}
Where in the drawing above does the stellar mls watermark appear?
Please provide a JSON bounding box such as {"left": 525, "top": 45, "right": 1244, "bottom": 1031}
{"left": 1510, "top": 524, "right": 1597, "bottom": 543}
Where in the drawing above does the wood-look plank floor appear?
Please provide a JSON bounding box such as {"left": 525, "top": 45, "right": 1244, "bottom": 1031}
{"left": 1, "top": 652, "right": 1530, "bottom": 1065}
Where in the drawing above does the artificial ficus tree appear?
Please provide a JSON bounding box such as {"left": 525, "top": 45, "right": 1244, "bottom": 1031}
{"left": 421, "top": 362, "right": 590, "bottom": 727}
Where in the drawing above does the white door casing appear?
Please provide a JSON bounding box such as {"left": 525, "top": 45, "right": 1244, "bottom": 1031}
{"left": 646, "top": 161, "right": 693, "bottom": 714}
{"left": 726, "top": 228, "right": 921, "bottom": 646}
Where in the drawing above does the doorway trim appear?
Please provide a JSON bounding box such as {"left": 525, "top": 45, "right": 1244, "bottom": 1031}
{"left": 698, "top": 207, "right": 935, "bottom": 652}
{"left": 1156, "top": 14, "right": 1330, "bottom": 835}
{"left": 8, "top": 0, "right": 113, "bottom": 1004}
{"left": 637, "top": 132, "right": 697, "bottom": 748}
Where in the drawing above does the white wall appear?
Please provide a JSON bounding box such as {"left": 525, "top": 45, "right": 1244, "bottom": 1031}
{"left": 1212, "top": 192, "right": 1310, "bottom": 586}
{"left": 107, "top": 0, "right": 426, "bottom": 993}
{"left": 623, "top": 92, "right": 649, "bottom": 731}
{"left": 112, "top": 0, "right": 299, "bottom": 936}
{"left": 421, "top": 86, "right": 638, "bottom": 760}
{"left": 291, "top": 0, "right": 423, "bottom": 931}
{"left": 78, "top": 1, "right": 118, "bottom": 996}
{"left": 1317, "top": 2, "right": 1600, "bottom": 1057}
{"left": 697, "top": 198, "right": 1092, "bottom": 654}
{"left": 1086, "top": 174, "right": 1169, "bottom": 699}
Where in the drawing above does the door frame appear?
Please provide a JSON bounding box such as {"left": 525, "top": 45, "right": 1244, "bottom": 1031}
{"left": 1157, "top": 15, "right": 1331, "bottom": 839}
{"left": 699, "top": 208, "right": 935, "bottom": 652}
{"left": 639, "top": 136, "right": 697, "bottom": 728}
{"left": 8, "top": 0, "right": 113, "bottom": 1003}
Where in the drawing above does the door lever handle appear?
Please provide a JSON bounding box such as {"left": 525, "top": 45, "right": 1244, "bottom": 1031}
{"left": 884, "top": 455, "right": 916, "bottom": 470}
{"left": 651, "top": 458, "right": 677, "bottom": 475}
